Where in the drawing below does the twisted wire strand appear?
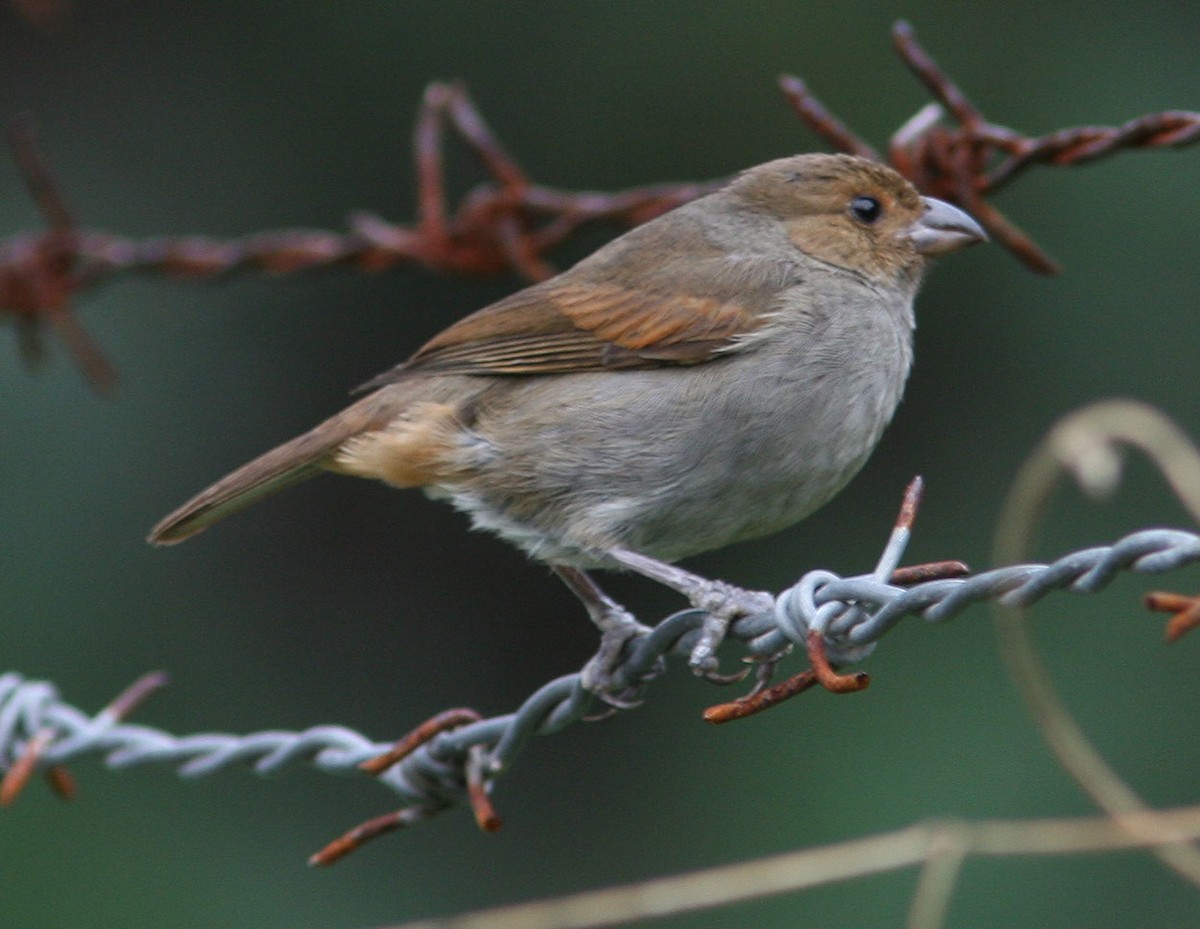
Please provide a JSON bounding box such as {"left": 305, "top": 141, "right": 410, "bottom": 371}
{"left": 2, "top": 527, "right": 1198, "bottom": 820}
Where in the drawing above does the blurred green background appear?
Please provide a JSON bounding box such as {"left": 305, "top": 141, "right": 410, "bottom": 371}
{"left": 2, "top": 2, "right": 1198, "bottom": 927}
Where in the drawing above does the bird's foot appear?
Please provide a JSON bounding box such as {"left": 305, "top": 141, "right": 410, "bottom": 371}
{"left": 604, "top": 549, "right": 774, "bottom": 678}
{"left": 553, "top": 565, "right": 659, "bottom": 705}
{"left": 685, "top": 580, "right": 775, "bottom": 678}
{"left": 579, "top": 611, "right": 656, "bottom": 706}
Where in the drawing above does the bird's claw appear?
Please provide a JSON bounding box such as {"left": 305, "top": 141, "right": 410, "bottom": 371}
{"left": 579, "top": 617, "right": 655, "bottom": 703}
{"left": 686, "top": 582, "right": 774, "bottom": 676}
{"left": 697, "top": 662, "right": 753, "bottom": 686}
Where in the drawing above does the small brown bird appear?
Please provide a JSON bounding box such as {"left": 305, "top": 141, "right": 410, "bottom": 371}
{"left": 150, "top": 154, "right": 985, "bottom": 687}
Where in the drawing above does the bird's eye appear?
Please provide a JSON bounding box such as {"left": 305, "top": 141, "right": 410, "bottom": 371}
{"left": 850, "top": 196, "right": 882, "bottom": 224}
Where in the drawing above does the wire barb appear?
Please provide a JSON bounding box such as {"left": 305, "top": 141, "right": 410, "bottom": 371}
{"left": 2, "top": 115, "right": 117, "bottom": 391}
{"left": 466, "top": 744, "right": 503, "bottom": 834}
{"left": 0, "top": 728, "right": 54, "bottom": 806}
{"left": 1144, "top": 590, "right": 1200, "bottom": 643}
{"left": 702, "top": 669, "right": 818, "bottom": 724}
{"left": 308, "top": 806, "right": 439, "bottom": 868}
{"left": 0, "top": 668, "right": 167, "bottom": 806}
{"left": 806, "top": 631, "right": 871, "bottom": 694}
{"left": 359, "top": 707, "right": 482, "bottom": 775}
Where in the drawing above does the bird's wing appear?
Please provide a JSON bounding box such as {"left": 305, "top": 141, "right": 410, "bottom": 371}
{"left": 411, "top": 278, "right": 762, "bottom": 374}
{"left": 360, "top": 227, "right": 796, "bottom": 388}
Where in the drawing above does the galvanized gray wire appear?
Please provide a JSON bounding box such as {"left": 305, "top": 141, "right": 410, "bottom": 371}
{"left": 3, "top": 526, "right": 1199, "bottom": 824}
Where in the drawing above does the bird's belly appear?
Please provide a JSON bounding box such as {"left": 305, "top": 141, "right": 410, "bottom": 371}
{"left": 434, "top": 325, "right": 910, "bottom": 567}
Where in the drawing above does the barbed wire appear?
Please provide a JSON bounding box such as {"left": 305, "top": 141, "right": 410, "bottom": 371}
{"left": 3, "top": 22, "right": 1197, "bottom": 389}
{"left": 2, "top": 524, "right": 1198, "bottom": 863}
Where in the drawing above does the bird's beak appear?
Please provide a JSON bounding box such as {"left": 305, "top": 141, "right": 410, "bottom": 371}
{"left": 910, "top": 196, "right": 988, "bottom": 255}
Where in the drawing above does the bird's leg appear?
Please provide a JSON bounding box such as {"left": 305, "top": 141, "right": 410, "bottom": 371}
{"left": 606, "top": 548, "right": 775, "bottom": 676}
{"left": 552, "top": 565, "right": 652, "bottom": 701}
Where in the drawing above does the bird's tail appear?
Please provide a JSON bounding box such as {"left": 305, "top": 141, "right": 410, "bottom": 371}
{"left": 148, "top": 394, "right": 389, "bottom": 546}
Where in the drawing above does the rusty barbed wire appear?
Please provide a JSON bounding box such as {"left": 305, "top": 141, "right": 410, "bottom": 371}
{"left": 3, "top": 523, "right": 1198, "bottom": 863}
{"left": 783, "top": 21, "right": 1200, "bottom": 275}
{"left": 2, "top": 22, "right": 1197, "bottom": 388}
{"left": 0, "top": 84, "right": 714, "bottom": 391}
{"left": 2, "top": 115, "right": 117, "bottom": 390}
